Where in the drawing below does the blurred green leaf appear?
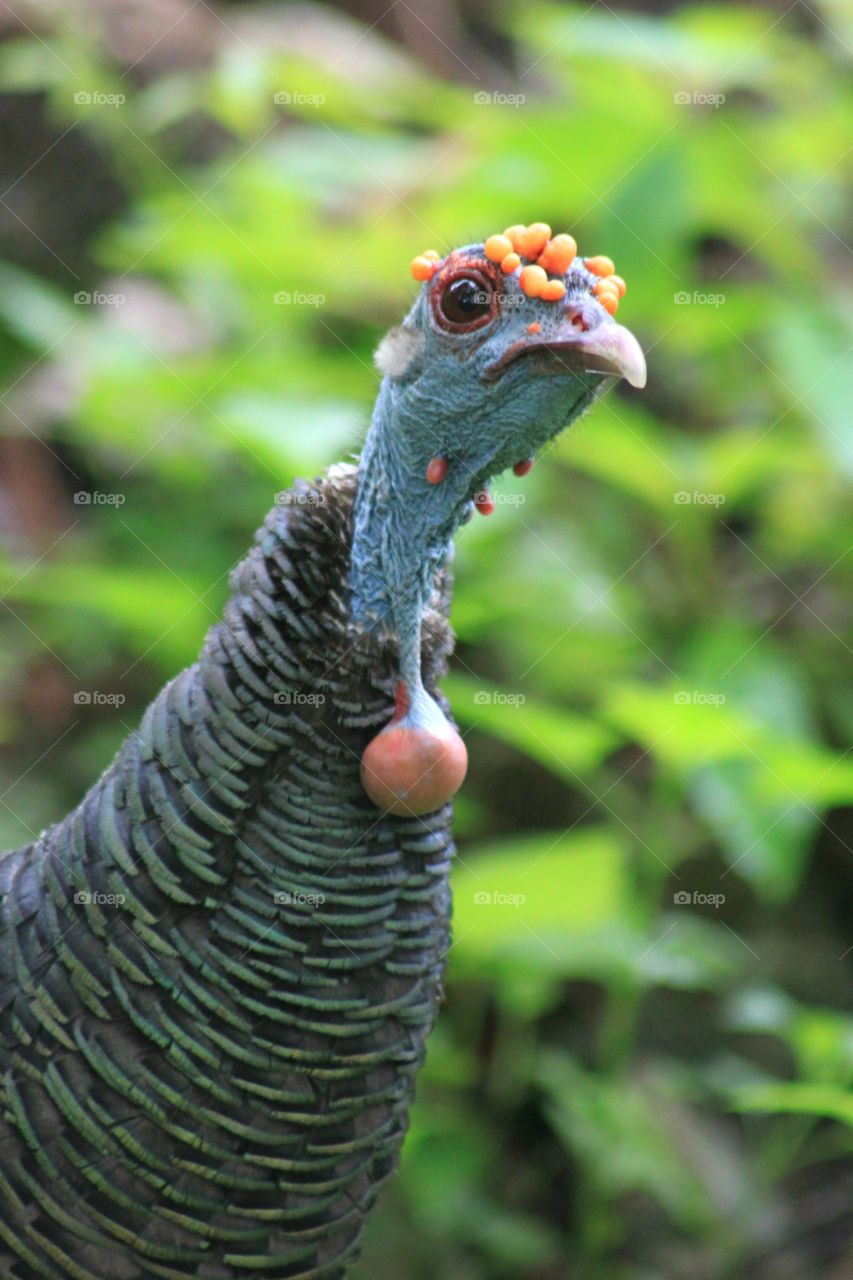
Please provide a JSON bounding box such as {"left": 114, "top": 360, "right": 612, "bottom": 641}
{"left": 730, "top": 1082, "right": 853, "bottom": 1127}
{"left": 537, "top": 1050, "right": 714, "bottom": 1229}
{"left": 445, "top": 674, "right": 618, "bottom": 777}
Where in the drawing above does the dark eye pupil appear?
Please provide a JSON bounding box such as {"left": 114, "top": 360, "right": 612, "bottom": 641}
{"left": 440, "top": 277, "right": 492, "bottom": 325}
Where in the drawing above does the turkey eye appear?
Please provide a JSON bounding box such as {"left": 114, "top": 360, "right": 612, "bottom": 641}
{"left": 438, "top": 276, "right": 494, "bottom": 328}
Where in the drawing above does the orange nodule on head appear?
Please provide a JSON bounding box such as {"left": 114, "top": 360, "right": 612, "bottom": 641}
{"left": 519, "top": 264, "right": 548, "bottom": 298}
{"left": 540, "top": 279, "right": 566, "bottom": 301}
{"left": 585, "top": 255, "right": 615, "bottom": 278}
{"left": 593, "top": 278, "right": 621, "bottom": 315}
{"left": 538, "top": 233, "right": 577, "bottom": 274}
{"left": 503, "top": 224, "right": 526, "bottom": 253}
{"left": 518, "top": 222, "right": 551, "bottom": 260}
{"left": 411, "top": 227, "right": 626, "bottom": 314}
{"left": 360, "top": 720, "right": 468, "bottom": 817}
{"left": 411, "top": 257, "right": 436, "bottom": 281}
{"left": 484, "top": 234, "right": 513, "bottom": 263}
{"left": 492, "top": 225, "right": 623, "bottom": 311}
{"left": 410, "top": 251, "right": 442, "bottom": 281}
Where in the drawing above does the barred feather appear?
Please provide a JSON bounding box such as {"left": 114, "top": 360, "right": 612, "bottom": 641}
{"left": 0, "top": 464, "right": 456, "bottom": 1279}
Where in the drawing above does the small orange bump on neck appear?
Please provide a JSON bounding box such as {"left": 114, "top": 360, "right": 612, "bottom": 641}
{"left": 426, "top": 456, "right": 448, "bottom": 484}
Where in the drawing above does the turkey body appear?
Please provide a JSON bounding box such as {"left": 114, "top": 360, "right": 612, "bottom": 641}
{"left": 0, "top": 465, "right": 456, "bottom": 1279}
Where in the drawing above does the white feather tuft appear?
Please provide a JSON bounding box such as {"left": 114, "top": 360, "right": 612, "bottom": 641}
{"left": 374, "top": 326, "right": 426, "bottom": 379}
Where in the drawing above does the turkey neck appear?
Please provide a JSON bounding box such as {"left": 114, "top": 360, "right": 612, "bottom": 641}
{"left": 350, "top": 378, "right": 467, "bottom": 697}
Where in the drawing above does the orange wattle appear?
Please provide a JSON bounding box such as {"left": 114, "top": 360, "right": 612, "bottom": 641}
{"left": 361, "top": 720, "right": 468, "bottom": 817}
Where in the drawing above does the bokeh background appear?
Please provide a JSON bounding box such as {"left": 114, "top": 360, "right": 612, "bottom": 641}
{"left": 0, "top": 1, "right": 852, "bottom": 1276}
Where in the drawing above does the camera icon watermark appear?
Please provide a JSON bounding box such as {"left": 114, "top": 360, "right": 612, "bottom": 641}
{"left": 273, "top": 91, "right": 325, "bottom": 107}
{"left": 74, "top": 290, "right": 125, "bottom": 307}
{"left": 674, "top": 90, "right": 725, "bottom": 108}
{"left": 74, "top": 890, "right": 126, "bottom": 905}
{"left": 73, "top": 490, "right": 126, "bottom": 506}
{"left": 473, "top": 889, "right": 526, "bottom": 907}
{"left": 73, "top": 690, "right": 126, "bottom": 707}
{"left": 473, "top": 290, "right": 520, "bottom": 306}
{"left": 274, "top": 490, "right": 327, "bottom": 507}
{"left": 273, "top": 889, "right": 326, "bottom": 906}
{"left": 473, "top": 91, "right": 525, "bottom": 107}
{"left": 472, "top": 489, "right": 525, "bottom": 508}
{"left": 273, "top": 290, "right": 325, "bottom": 307}
{"left": 673, "top": 491, "right": 725, "bottom": 506}
{"left": 473, "top": 690, "right": 526, "bottom": 706}
{"left": 673, "top": 690, "right": 726, "bottom": 707}
{"left": 73, "top": 90, "right": 126, "bottom": 108}
{"left": 272, "top": 691, "right": 326, "bottom": 706}
{"left": 674, "top": 291, "right": 725, "bottom": 307}
{"left": 673, "top": 889, "right": 725, "bottom": 908}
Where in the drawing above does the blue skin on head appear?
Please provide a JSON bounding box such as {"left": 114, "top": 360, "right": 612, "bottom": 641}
{"left": 350, "top": 241, "right": 645, "bottom": 732}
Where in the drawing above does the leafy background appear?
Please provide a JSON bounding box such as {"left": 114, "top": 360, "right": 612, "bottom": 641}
{"left": 0, "top": 1, "right": 851, "bottom": 1276}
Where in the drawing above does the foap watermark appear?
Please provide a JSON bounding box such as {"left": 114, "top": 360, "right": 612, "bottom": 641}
{"left": 74, "top": 291, "right": 125, "bottom": 307}
{"left": 74, "top": 891, "right": 126, "bottom": 906}
{"left": 471, "top": 291, "right": 517, "bottom": 306}
{"left": 473, "top": 91, "right": 526, "bottom": 107}
{"left": 73, "top": 490, "right": 126, "bottom": 506}
{"left": 274, "top": 290, "right": 325, "bottom": 308}
{"left": 472, "top": 489, "right": 525, "bottom": 507}
{"left": 274, "top": 490, "right": 327, "bottom": 507}
{"left": 473, "top": 890, "right": 526, "bottom": 907}
{"left": 274, "top": 91, "right": 325, "bottom": 107}
{"left": 674, "top": 491, "right": 725, "bottom": 506}
{"left": 673, "top": 889, "right": 725, "bottom": 908}
{"left": 473, "top": 690, "right": 525, "bottom": 706}
{"left": 674, "top": 291, "right": 725, "bottom": 307}
{"left": 74, "top": 691, "right": 126, "bottom": 707}
{"left": 73, "top": 90, "right": 126, "bottom": 108}
{"left": 274, "top": 890, "right": 326, "bottom": 907}
{"left": 674, "top": 690, "right": 726, "bottom": 707}
{"left": 273, "top": 691, "right": 326, "bottom": 706}
{"left": 674, "top": 90, "right": 725, "bottom": 108}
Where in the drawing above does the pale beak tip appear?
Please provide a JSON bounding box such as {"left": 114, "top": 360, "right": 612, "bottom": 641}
{"left": 626, "top": 352, "right": 647, "bottom": 389}
{"left": 608, "top": 324, "right": 647, "bottom": 389}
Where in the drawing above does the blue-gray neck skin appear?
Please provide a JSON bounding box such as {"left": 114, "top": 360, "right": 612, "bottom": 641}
{"left": 350, "top": 379, "right": 473, "bottom": 721}
{"left": 350, "top": 365, "right": 599, "bottom": 728}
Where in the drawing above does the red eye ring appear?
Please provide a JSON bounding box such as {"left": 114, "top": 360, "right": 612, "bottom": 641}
{"left": 431, "top": 267, "right": 498, "bottom": 333}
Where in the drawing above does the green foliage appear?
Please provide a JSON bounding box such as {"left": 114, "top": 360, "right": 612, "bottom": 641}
{"left": 0, "top": 2, "right": 851, "bottom": 1276}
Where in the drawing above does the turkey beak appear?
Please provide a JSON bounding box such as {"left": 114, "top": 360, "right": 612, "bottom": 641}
{"left": 486, "top": 319, "right": 647, "bottom": 389}
{"left": 560, "top": 321, "right": 647, "bottom": 388}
